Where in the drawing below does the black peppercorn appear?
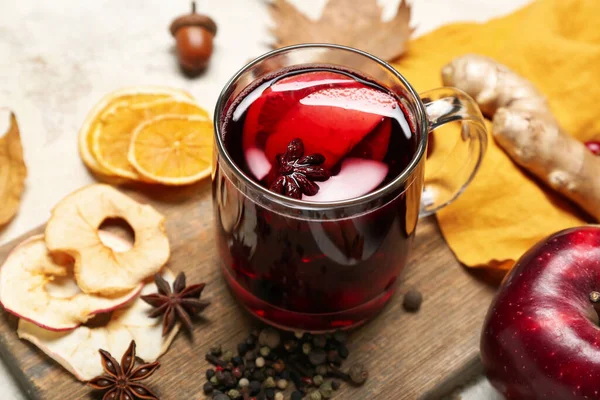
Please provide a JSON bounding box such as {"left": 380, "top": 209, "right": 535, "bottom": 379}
{"left": 232, "top": 355, "right": 243, "bottom": 366}
{"left": 210, "top": 345, "right": 223, "bottom": 357}
{"left": 289, "top": 370, "right": 305, "bottom": 393}
{"left": 213, "top": 393, "right": 229, "bottom": 400}
{"left": 308, "top": 348, "right": 327, "bottom": 366}
{"left": 265, "top": 388, "right": 275, "bottom": 399}
{"left": 246, "top": 333, "right": 257, "bottom": 346}
{"left": 237, "top": 342, "right": 248, "bottom": 356}
{"left": 403, "top": 289, "right": 423, "bottom": 312}
{"left": 327, "top": 350, "right": 342, "bottom": 365}
{"left": 338, "top": 344, "right": 349, "bottom": 359}
{"left": 206, "top": 369, "right": 216, "bottom": 380}
{"left": 245, "top": 350, "right": 257, "bottom": 361}
{"left": 313, "top": 335, "right": 327, "bottom": 348}
{"left": 249, "top": 380, "right": 262, "bottom": 395}
{"left": 203, "top": 381, "right": 214, "bottom": 394}
{"left": 206, "top": 353, "right": 228, "bottom": 368}
{"left": 252, "top": 370, "right": 265, "bottom": 382}
{"left": 203, "top": 325, "right": 365, "bottom": 400}
{"left": 223, "top": 371, "right": 237, "bottom": 388}
{"left": 284, "top": 340, "right": 298, "bottom": 352}
{"left": 273, "top": 359, "right": 285, "bottom": 373}
{"left": 333, "top": 331, "right": 347, "bottom": 343}
{"left": 291, "top": 391, "right": 304, "bottom": 400}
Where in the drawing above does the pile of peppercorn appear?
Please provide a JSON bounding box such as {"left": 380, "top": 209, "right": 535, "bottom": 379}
{"left": 203, "top": 328, "right": 368, "bottom": 400}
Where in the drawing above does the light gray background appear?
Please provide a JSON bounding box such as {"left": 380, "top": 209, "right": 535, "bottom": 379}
{"left": 0, "top": 0, "right": 530, "bottom": 398}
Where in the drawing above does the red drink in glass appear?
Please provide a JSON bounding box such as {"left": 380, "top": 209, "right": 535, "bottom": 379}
{"left": 213, "top": 45, "right": 487, "bottom": 331}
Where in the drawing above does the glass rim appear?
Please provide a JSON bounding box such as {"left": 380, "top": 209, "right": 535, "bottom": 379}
{"left": 213, "top": 43, "right": 428, "bottom": 211}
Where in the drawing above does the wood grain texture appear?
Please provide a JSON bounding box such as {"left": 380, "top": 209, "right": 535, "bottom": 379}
{"left": 0, "top": 182, "right": 498, "bottom": 399}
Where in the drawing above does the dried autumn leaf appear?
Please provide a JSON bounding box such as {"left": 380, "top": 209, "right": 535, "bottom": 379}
{"left": 0, "top": 112, "right": 27, "bottom": 226}
{"left": 268, "top": 0, "right": 414, "bottom": 61}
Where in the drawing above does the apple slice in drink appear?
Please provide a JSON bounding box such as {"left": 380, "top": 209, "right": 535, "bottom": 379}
{"left": 264, "top": 86, "right": 397, "bottom": 170}
{"left": 305, "top": 158, "right": 389, "bottom": 202}
{"left": 242, "top": 71, "right": 362, "bottom": 180}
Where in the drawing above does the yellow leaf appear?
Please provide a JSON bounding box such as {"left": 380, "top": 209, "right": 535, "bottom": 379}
{"left": 0, "top": 113, "right": 27, "bottom": 226}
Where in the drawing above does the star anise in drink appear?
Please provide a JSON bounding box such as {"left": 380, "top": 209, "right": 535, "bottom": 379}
{"left": 88, "top": 341, "right": 160, "bottom": 400}
{"left": 269, "top": 138, "right": 330, "bottom": 199}
{"left": 141, "top": 272, "right": 210, "bottom": 336}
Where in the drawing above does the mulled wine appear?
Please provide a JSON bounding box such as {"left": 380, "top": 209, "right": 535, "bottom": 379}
{"left": 214, "top": 65, "right": 421, "bottom": 331}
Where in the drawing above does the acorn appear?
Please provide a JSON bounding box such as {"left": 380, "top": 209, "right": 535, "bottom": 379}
{"left": 169, "top": 1, "right": 217, "bottom": 75}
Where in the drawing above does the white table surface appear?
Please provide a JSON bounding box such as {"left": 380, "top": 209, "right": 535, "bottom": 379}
{"left": 0, "top": 0, "right": 530, "bottom": 398}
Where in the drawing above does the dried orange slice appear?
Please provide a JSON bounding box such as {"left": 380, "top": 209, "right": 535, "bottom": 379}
{"left": 92, "top": 99, "right": 209, "bottom": 180}
{"left": 78, "top": 86, "right": 193, "bottom": 178}
{"left": 128, "top": 115, "right": 213, "bottom": 185}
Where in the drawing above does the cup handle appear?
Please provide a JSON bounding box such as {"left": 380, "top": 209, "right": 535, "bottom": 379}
{"left": 418, "top": 87, "right": 488, "bottom": 217}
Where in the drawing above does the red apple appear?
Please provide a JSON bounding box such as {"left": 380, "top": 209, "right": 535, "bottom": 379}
{"left": 481, "top": 226, "right": 600, "bottom": 399}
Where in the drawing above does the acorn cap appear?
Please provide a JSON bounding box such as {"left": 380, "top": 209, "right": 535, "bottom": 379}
{"left": 170, "top": 14, "right": 217, "bottom": 37}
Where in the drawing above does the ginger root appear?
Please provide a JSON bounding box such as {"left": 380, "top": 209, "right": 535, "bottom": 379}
{"left": 442, "top": 54, "right": 600, "bottom": 221}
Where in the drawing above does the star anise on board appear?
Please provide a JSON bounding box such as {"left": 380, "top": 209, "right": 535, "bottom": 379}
{"left": 88, "top": 341, "right": 160, "bottom": 400}
{"left": 141, "top": 272, "right": 210, "bottom": 336}
{"left": 268, "top": 0, "right": 414, "bottom": 62}
{"left": 269, "top": 138, "right": 330, "bottom": 199}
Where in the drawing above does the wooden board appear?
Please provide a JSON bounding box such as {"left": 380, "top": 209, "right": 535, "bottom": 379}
{"left": 0, "top": 182, "right": 500, "bottom": 399}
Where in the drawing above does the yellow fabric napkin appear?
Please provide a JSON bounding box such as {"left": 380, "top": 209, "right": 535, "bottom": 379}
{"left": 393, "top": 0, "right": 600, "bottom": 270}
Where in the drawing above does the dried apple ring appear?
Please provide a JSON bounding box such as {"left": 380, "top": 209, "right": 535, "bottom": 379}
{"left": 0, "top": 233, "right": 142, "bottom": 331}
{"left": 45, "top": 184, "right": 170, "bottom": 295}
{"left": 18, "top": 268, "right": 180, "bottom": 381}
